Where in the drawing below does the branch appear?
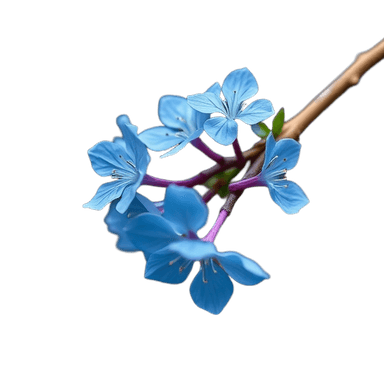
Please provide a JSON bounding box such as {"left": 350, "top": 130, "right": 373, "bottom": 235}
{"left": 223, "top": 38, "right": 384, "bottom": 215}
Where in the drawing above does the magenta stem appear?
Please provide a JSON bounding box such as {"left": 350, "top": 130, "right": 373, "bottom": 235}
{"left": 232, "top": 139, "right": 245, "bottom": 166}
{"left": 202, "top": 210, "right": 228, "bottom": 243}
{"left": 142, "top": 173, "right": 206, "bottom": 188}
{"left": 191, "top": 138, "right": 224, "bottom": 164}
{"left": 229, "top": 174, "right": 265, "bottom": 192}
{"left": 202, "top": 189, "right": 216, "bottom": 204}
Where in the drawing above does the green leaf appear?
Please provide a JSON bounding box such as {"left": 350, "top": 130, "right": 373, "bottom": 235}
{"left": 251, "top": 122, "right": 270, "bottom": 139}
{"left": 204, "top": 168, "right": 241, "bottom": 199}
{"left": 272, "top": 108, "right": 285, "bottom": 138}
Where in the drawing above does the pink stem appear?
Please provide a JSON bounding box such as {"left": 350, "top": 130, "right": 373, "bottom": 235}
{"left": 191, "top": 138, "right": 224, "bottom": 164}
{"left": 229, "top": 174, "right": 265, "bottom": 192}
{"left": 202, "top": 210, "right": 228, "bottom": 243}
{"left": 142, "top": 174, "right": 205, "bottom": 188}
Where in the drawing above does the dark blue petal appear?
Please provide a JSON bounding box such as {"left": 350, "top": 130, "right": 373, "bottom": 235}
{"left": 237, "top": 99, "right": 274, "bottom": 125}
{"left": 190, "top": 263, "right": 233, "bottom": 315}
{"left": 162, "top": 185, "right": 208, "bottom": 235}
{"left": 158, "top": 96, "right": 194, "bottom": 129}
{"left": 123, "top": 213, "right": 179, "bottom": 254}
{"left": 166, "top": 239, "right": 217, "bottom": 261}
{"left": 105, "top": 194, "right": 160, "bottom": 235}
{"left": 187, "top": 92, "right": 226, "bottom": 115}
{"left": 139, "top": 126, "right": 183, "bottom": 151}
{"left": 268, "top": 180, "right": 309, "bottom": 214}
{"left": 222, "top": 68, "right": 258, "bottom": 110}
{"left": 83, "top": 180, "right": 127, "bottom": 211}
{"left": 116, "top": 232, "right": 138, "bottom": 252}
{"left": 216, "top": 252, "right": 270, "bottom": 286}
{"left": 145, "top": 246, "right": 194, "bottom": 284}
{"left": 204, "top": 117, "right": 238, "bottom": 146}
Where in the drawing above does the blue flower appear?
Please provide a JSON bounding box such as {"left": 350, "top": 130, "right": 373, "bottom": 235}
{"left": 83, "top": 115, "right": 150, "bottom": 213}
{"left": 187, "top": 68, "right": 274, "bottom": 146}
{"left": 255, "top": 133, "right": 309, "bottom": 214}
{"left": 104, "top": 194, "right": 162, "bottom": 256}
{"left": 139, "top": 83, "right": 221, "bottom": 157}
{"left": 124, "top": 185, "right": 269, "bottom": 315}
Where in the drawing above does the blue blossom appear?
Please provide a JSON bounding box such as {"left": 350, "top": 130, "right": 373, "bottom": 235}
{"left": 187, "top": 68, "right": 274, "bottom": 146}
{"left": 257, "top": 133, "right": 309, "bottom": 214}
{"left": 104, "top": 194, "right": 161, "bottom": 256}
{"left": 139, "top": 83, "right": 221, "bottom": 157}
{"left": 124, "top": 185, "right": 269, "bottom": 315}
{"left": 83, "top": 115, "right": 150, "bottom": 213}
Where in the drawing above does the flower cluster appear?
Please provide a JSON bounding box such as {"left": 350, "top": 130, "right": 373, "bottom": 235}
{"left": 84, "top": 68, "right": 309, "bottom": 314}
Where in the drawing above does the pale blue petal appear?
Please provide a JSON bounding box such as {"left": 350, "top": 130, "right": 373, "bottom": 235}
{"left": 263, "top": 132, "right": 277, "bottom": 170}
{"left": 237, "top": 99, "right": 274, "bottom": 125}
{"left": 270, "top": 138, "right": 301, "bottom": 171}
{"left": 190, "top": 263, "right": 233, "bottom": 315}
{"left": 87, "top": 141, "right": 129, "bottom": 177}
{"left": 159, "top": 137, "right": 190, "bottom": 158}
{"left": 268, "top": 180, "right": 309, "bottom": 214}
{"left": 123, "top": 214, "right": 179, "bottom": 254}
{"left": 216, "top": 252, "right": 270, "bottom": 286}
{"left": 113, "top": 136, "right": 127, "bottom": 151}
{"left": 145, "top": 246, "right": 194, "bottom": 284}
{"left": 118, "top": 116, "right": 150, "bottom": 173}
{"left": 83, "top": 180, "right": 127, "bottom": 210}
{"left": 139, "top": 126, "right": 183, "bottom": 151}
{"left": 204, "top": 117, "right": 238, "bottom": 146}
{"left": 160, "top": 128, "right": 204, "bottom": 158}
{"left": 162, "top": 185, "right": 208, "bottom": 234}
{"left": 116, "top": 179, "right": 142, "bottom": 213}
{"left": 206, "top": 82, "right": 221, "bottom": 97}
{"left": 158, "top": 96, "right": 198, "bottom": 129}
{"left": 166, "top": 239, "right": 217, "bottom": 261}
{"left": 187, "top": 92, "right": 226, "bottom": 115}
{"left": 116, "top": 115, "right": 138, "bottom": 135}
{"left": 222, "top": 68, "right": 258, "bottom": 108}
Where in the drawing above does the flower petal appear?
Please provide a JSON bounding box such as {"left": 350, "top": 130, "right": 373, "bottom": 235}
{"left": 117, "top": 115, "right": 150, "bottom": 173}
{"left": 166, "top": 239, "right": 217, "bottom": 261}
{"left": 268, "top": 180, "right": 309, "bottom": 214}
{"left": 104, "top": 193, "right": 160, "bottom": 235}
{"left": 116, "top": 115, "right": 137, "bottom": 135}
{"left": 116, "top": 179, "right": 142, "bottom": 213}
{"left": 87, "top": 141, "right": 130, "bottom": 177}
{"left": 116, "top": 232, "right": 138, "bottom": 253}
{"left": 123, "top": 213, "right": 179, "bottom": 255}
{"left": 187, "top": 92, "right": 226, "bottom": 115}
{"left": 216, "top": 252, "right": 270, "bottom": 286}
{"left": 83, "top": 180, "right": 127, "bottom": 211}
{"left": 145, "top": 246, "right": 194, "bottom": 284}
{"left": 157, "top": 96, "right": 199, "bottom": 129}
{"left": 139, "top": 126, "right": 183, "bottom": 151}
{"left": 159, "top": 128, "right": 204, "bottom": 158}
{"left": 206, "top": 82, "right": 221, "bottom": 97}
{"left": 204, "top": 117, "right": 238, "bottom": 146}
{"left": 190, "top": 263, "right": 233, "bottom": 315}
{"left": 222, "top": 68, "right": 258, "bottom": 108}
{"left": 162, "top": 185, "right": 208, "bottom": 234}
{"left": 263, "top": 133, "right": 302, "bottom": 173}
{"left": 237, "top": 99, "right": 274, "bottom": 125}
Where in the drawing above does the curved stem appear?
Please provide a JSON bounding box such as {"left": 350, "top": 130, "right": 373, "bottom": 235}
{"left": 232, "top": 138, "right": 245, "bottom": 166}
{"left": 191, "top": 138, "right": 224, "bottom": 164}
{"left": 202, "top": 189, "right": 216, "bottom": 204}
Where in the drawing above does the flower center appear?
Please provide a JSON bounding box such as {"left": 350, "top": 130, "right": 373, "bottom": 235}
{"left": 111, "top": 155, "right": 139, "bottom": 183}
